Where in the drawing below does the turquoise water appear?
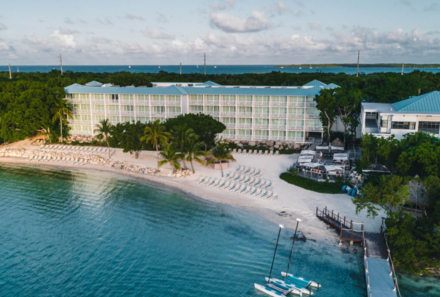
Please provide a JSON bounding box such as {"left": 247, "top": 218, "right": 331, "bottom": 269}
{"left": 0, "top": 164, "right": 437, "bottom": 296}
{"left": 1, "top": 65, "right": 440, "bottom": 75}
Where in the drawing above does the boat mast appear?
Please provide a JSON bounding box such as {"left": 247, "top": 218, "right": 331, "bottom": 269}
{"left": 285, "top": 219, "right": 301, "bottom": 277}
{"left": 268, "top": 224, "right": 284, "bottom": 284}
{"left": 180, "top": 62, "right": 182, "bottom": 75}
{"left": 60, "top": 54, "right": 63, "bottom": 76}
{"left": 8, "top": 63, "right": 12, "bottom": 79}
{"left": 401, "top": 62, "right": 404, "bottom": 75}
{"left": 204, "top": 52, "right": 206, "bottom": 76}
{"left": 356, "top": 50, "right": 360, "bottom": 77}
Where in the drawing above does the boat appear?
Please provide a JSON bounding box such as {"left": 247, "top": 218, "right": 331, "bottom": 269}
{"left": 128, "top": 66, "right": 131, "bottom": 68}
{"left": 254, "top": 283, "right": 288, "bottom": 297}
{"left": 299, "top": 66, "right": 302, "bottom": 69}
{"left": 158, "top": 65, "right": 160, "bottom": 68}
{"left": 17, "top": 67, "right": 19, "bottom": 72}
{"left": 281, "top": 66, "right": 284, "bottom": 68}
{"left": 265, "top": 277, "right": 309, "bottom": 295}
{"left": 309, "top": 64, "right": 312, "bottom": 69}
{"left": 197, "top": 64, "right": 199, "bottom": 68}
{"left": 214, "top": 66, "right": 217, "bottom": 68}
{"left": 281, "top": 272, "right": 321, "bottom": 288}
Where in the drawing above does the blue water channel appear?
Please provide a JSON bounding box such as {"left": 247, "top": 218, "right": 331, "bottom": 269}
{"left": 0, "top": 164, "right": 438, "bottom": 296}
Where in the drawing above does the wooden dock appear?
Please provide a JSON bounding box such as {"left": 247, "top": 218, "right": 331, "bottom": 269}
{"left": 316, "top": 207, "right": 363, "bottom": 243}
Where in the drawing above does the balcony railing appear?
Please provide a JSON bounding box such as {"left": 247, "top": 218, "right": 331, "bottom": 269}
{"left": 93, "top": 110, "right": 105, "bottom": 115}
{"left": 74, "top": 110, "right": 92, "bottom": 115}
{"left": 189, "top": 100, "right": 204, "bottom": 105}
{"left": 135, "top": 100, "right": 150, "bottom": 106}
{"left": 205, "top": 111, "right": 219, "bottom": 117}
{"left": 238, "top": 112, "right": 252, "bottom": 117}
{"left": 167, "top": 112, "right": 182, "bottom": 118}
{"left": 121, "top": 99, "right": 134, "bottom": 104}
{"left": 237, "top": 123, "right": 252, "bottom": 128}
{"left": 137, "top": 111, "right": 149, "bottom": 116}
{"left": 271, "top": 113, "right": 287, "bottom": 119}
{"left": 254, "top": 113, "right": 269, "bottom": 118}
{"left": 106, "top": 110, "right": 120, "bottom": 116}
{"left": 288, "top": 114, "right": 303, "bottom": 119}
{"left": 121, "top": 111, "right": 135, "bottom": 116}
{"left": 205, "top": 101, "right": 220, "bottom": 106}
{"left": 287, "top": 126, "right": 303, "bottom": 130}
{"left": 220, "top": 112, "right": 236, "bottom": 117}
{"left": 305, "top": 126, "right": 323, "bottom": 131}
{"left": 167, "top": 101, "right": 181, "bottom": 106}
{"left": 254, "top": 124, "right": 269, "bottom": 129}
{"left": 152, "top": 112, "right": 166, "bottom": 117}
{"left": 221, "top": 101, "right": 236, "bottom": 106}
{"left": 287, "top": 102, "right": 305, "bottom": 107}
{"left": 91, "top": 99, "right": 104, "bottom": 104}
{"left": 270, "top": 102, "right": 287, "bottom": 107}
{"left": 69, "top": 120, "right": 91, "bottom": 125}
{"left": 305, "top": 114, "right": 320, "bottom": 119}
{"left": 270, "top": 125, "right": 286, "bottom": 130}
{"left": 287, "top": 137, "right": 303, "bottom": 142}
{"left": 306, "top": 102, "right": 317, "bottom": 107}
{"left": 238, "top": 101, "right": 252, "bottom": 106}
{"left": 151, "top": 101, "right": 165, "bottom": 106}
{"left": 253, "top": 135, "right": 269, "bottom": 140}
{"left": 236, "top": 135, "right": 252, "bottom": 140}
{"left": 70, "top": 99, "right": 90, "bottom": 104}
{"left": 106, "top": 99, "right": 120, "bottom": 105}
{"left": 270, "top": 136, "right": 286, "bottom": 141}
{"left": 254, "top": 102, "right": 270, "bottom": 107}
{"left": 225, "top": 123, "right": 236, "bottom": 129}
{"left": 221, "top": 134, "right": 236, "bottom": 139}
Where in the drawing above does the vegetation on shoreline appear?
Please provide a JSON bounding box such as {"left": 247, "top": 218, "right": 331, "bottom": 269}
{"left": 279, "top": 172, "right": 343, "bottom": 194}
{"left": 275, "top": 63, "right": 440, "bottom": 68}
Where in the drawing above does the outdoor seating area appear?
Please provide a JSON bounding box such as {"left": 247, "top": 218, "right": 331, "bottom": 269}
{"left": 193, "top": 176, "right": 278, "bottom": 200}
{"left": 41, "top": 144, "right": 116, "bottom": 156}
{"left": 229, "top": 148, "right": 279, "bottom": 156}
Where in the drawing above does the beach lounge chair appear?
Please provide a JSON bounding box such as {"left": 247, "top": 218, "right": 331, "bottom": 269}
{"left": 259, "top": 180, "right": 268, "bottom": 188}
{"left": 248, "top": 168, "right": 256, "bottom": 175}
{"left": 234, "top": 184, "right": 245, "bottom": 193}
{"left": 219, "top": 181, "right": 229, "bottom": 189}
{"left": 275, "top": 151, "right": 280, "bottom": 156}
{"left": 269, "top": 150, "right": 274, "bottom": 156}
{"left": 194, "top": 176, "right": 204, "bottom": 184}
{"left": 226, "top": 172, "right": 235, "bottom": 179}
{"left": 228, "top": 183, "right": 238, "bottom": 192}
{"left": 211, "top": 179, "right": 220, "bottom": 187}
{"left": 265, "top": 191, "right": 274, "bottom": 199}
{"left": 270, "top": 192, "right": 278, "bottom": 200}
{"left": 243, "top": 186, "right": 253, "bottom": 195}
{"left": 237, "top": 149, "right": 242, "bottom": 154}
{"left": 201, "top": 178, "right": 212, "bottom": 186}
{"left": 224, "top": 182, "right": 234, "bottom": 190}
{"left": 247, "top": 187, "right": 257, "bottom": 196}
{"left": 264, "top": 181, "right": 272, "bottom": 188}
{"left": 239, "top": 186, "right": 249, "bottom": 195}
{"left": 246, "top": 176, "right": 255, "bottom": 184}
{"left": 237, "top": 175, "right": 246, "bottom": 182}
{"left": 236, "top": 166, "right": 244, "bottom": 172}
{"left": 259, "top": 190, "right": 269, "bottom": 199}
{"left": 253, "top": 188, "right": 262, "bottom": 197}
{"left": 242, "top": 176, "right": 251, "bottom": 183}
{"left": 253, "top": 169, "right": 261, "bottom": 176}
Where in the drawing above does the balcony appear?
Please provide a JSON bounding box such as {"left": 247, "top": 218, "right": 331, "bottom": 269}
{"left": 152, "top": 112, "right": 166, "bottom": 117}
{"left": 254, "top": 101, "right": 270, "bottom": 107}
{"left": 167, "top": 112, "right": 182, "bottom": 118}
{"left": 136, "top": 101, "right": 150, "bottom": 106}
{"left": 205, "top": 101, "right": 220, "bottom": 106}
{"left": 106, "top": 110, "right": 120, "bottom": 116}
{"left": 91, "top": 99, "right": 104, "bottom": 104}
{"left": 74, "top": 110, "right": 92, "bottom": 115}
{"left": 305, "top": 126, "right": 323, "bottom": 131}
{"left": 253, "top": 135, "right": 269, "bottom": 140}
{"left": 71, "top": 99, "right": 90, "bottom": 104}
{"left": 121, "top": 111, "right": 135, "bottom": 116}
{"left": 238, "top": 101, "right": 252, "bottom": 107}
{"left": 254, "top": 113, "right": 269, "bottom": 118}
{"left": 306, "top": 102, "right": 317, "bottom": 107}
{"left": 106, "top": 99, "right": 119, "bottom": 105}
{"left": 271, "top": 113, "right": 287, "bottom": 119}
{"left": 287, "top": 126, "right": 303, "bottom": 131}
{"left": 270, "top": 136, "right": 286, "bottom": 141}
{"left": 305, "top": 114, "right": 320, "bottom": 119}
{"left": 93, "top": 110, "right": 105, "bottom": 115}
{"left": 137, "top": 111, "right": 149, "bottom": 117}
{"left": 288, "top": 114, "right": 303, "bottom": 119}
{"left": 225, "top": 123, "right": 236, "bottom": 129}
{"left": 270, "top": 102, "right": 287, "bottom": 107}
{"left": 288, "top": 102, "right": 305, "bottom": 107}
{"left": 189, "top": 100, "right": 204, "bottom": 105}
{"left": 167, "top": 101, "right": 181, "bottom": 106}
{"left": 287, "top": 137, "right": 303, "bottom": 142}
{"left": 220, "top": 112, "right": 236, "bottom": 117}
{"left": 69, "top": 120, "right": 91, "bottom": 125}
{"left": 270, "top": 125, "right": 286, "bottom": 130}
{"left": 236, "top": 135, "right": 252, "bottom": 140}
{"left": 254, "top": 124, "right": 269, "bottom": 129}
{"left": 205, "top": 111, "right": 219, "bottom": 117}
{"left": 237, "top": 123, "right": 252, "bottom": 129}
{"left": 221, "top": 101, "right": 236, "bottom": 106}
{"left": 221, "top": 134, "right": 236, "bottom": 139}
{"left": 151, "top": 101, "right": 165, "bottom": 106}
{"left": 238, "top": 112, "right": 252, "bottom": 117}
{"left": 121, "top": 99, "right": 134, "bottom": 104}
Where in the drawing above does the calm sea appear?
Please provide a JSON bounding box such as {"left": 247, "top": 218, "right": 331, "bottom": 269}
{"left": 1, "top": 65, "right": 440, "bottom": 75}
{"left": 0, "top": 164, "right": 438, "bottom": 296}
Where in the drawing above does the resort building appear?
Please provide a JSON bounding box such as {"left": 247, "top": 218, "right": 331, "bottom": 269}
{"left": 65, "top": 79, "right": 339, "bottom": 143}
{"left": 361, "top": 91, "right": 440, "bottom": 139}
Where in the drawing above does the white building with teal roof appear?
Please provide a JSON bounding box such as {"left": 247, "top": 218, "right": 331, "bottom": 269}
{"left": 65, "top": 79, "right": 339, "bottom": 143}
{"left": 361, "top": 91, "right": 440, "bottom": 139}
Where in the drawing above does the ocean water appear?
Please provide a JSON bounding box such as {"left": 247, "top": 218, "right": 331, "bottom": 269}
{"left": 0, "top": 164, "right": 438, "bottom": 296}
{"left": 1, "top": 65, "right": 440, "bottom": 75}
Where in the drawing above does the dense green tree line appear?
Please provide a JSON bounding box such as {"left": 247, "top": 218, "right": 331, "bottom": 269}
{"left": 353, "top": 132, "right": 440, "bottom": 274}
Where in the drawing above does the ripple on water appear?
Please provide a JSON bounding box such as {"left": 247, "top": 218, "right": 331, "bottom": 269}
{"left": 0, "top": 164, "right": 435, "bottom": 296}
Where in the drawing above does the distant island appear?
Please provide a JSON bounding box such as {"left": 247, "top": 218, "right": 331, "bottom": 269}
{"left": 275, "top": 63, "right": 440, "bottom": 68}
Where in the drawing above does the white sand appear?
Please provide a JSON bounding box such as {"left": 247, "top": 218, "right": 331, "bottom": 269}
{"left": 1, "top": 139, "right": 385, "bottom": 243}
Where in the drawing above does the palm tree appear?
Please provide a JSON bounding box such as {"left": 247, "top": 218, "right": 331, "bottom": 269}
{"left": 207, "top": 141, "right": 236, "bottom": 177}
{"left": 184, "top": 137, "right": 207, "bottom": 173}
{"left": 172, "top": 124, "right": 196, "bottom": 170}
{"left": 158, "top": 143, "right": 183, "bottom": 172}
{"left": 52, "top": 97, "right": 73, "bottom": 143}
{"left": 141, "top": 119, "right": 171, "bottom": 168}
{"left": 94, "top": 119, "right": 113, "bottom": 158}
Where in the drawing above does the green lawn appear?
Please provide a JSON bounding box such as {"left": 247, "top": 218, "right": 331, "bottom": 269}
{"left": 279, "top": 172, "right": 343, "bottom": 194}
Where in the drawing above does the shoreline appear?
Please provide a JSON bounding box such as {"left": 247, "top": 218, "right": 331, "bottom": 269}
{"left": 0, "top": 141, "right": 385, "bottom": 245}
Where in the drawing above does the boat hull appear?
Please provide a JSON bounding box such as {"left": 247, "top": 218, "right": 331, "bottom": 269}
{"left": 281, "top": 272, "right": 321, "bottom": 288}
{"left": 254, "top": 283, "right": 284, "bottom": 297}
{"left": 265, "top": 278, "right": 309, "bottom": 295}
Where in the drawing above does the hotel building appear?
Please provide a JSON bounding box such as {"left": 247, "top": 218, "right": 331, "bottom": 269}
{"left": 361, "top": 91, "right": 440, "bottom": 140}
{"left": 65, "top": 79, "right": 339, "bottom": 143}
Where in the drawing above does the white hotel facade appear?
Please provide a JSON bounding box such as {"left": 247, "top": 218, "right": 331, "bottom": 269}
{"left": 65, "top": 80, "right": 339, "bottom": 143}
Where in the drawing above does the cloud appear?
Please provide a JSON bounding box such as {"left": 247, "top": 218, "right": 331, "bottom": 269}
{"left": 0, "top": 43, "right": 15, "bottom": 54}
{"left": 275, "top": 1, "right": 290, "bottom": 15}
{"left": 157, "top": 13, "right": 168, "bottom": 23}
{"left": 85, "top": 31, "right": 95, "bottom": 35}
{"left": 427, "top": 30, "right": 440, "bottom": 35}
{"left": 142, "top": 27, "right": 174, "bottom": 40}
{"left": 399, "top": 0, "right": 411, "bottom": 5}
{"left": 309, "top": 23, "right": 321, "bottom": 30}
{"left": 22, "top": 34, "right": 53, "bottom": 52}
{"left": 90, "top": 37, "right": 112, "bottom": 44}
{"left": 96, "top": 18, "right": 114, "bottom": 25}
{"left": 210, "top": 0, "right": 235, "bottom": 11}
{"left": 78, "top": 18, "right": 87, "bottom": 24}
{"left": 292, "top": 0, "right": 305, "bottom": 8}
{"left": 64, "top": 17, "right": 74, "bottom": 24}
{"left": 125, "top": 13, "right": 145, "bottom": 21}
{"left": 424, "top": 2, "right": 439, "bottom": 11}
{"left": 51, "top": 30, "right": 77, "bottom": 48}
{"left": 0, "top": 23, "right": 6, "bottom": 30}
{"left": 210, "top": 11, "right": 271, "bottom": 33}
{"left": 59, "top": 28, "right": 80, "bottom": 34}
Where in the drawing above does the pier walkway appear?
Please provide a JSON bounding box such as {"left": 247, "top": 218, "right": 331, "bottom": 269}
{"left": 316, "top": 207, "right": 401, "bottom": 297}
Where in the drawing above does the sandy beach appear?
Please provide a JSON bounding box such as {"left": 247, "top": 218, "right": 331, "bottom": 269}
{"left": 0, "top": 139, "right": 384, "bottom": 243}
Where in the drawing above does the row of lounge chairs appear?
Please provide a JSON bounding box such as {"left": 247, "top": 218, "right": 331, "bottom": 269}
{"left": 194, "top": 176, "right": 278, "bottom": 200}
{"left": 229, "top": 148, "right": 280, "bottom": 156}
{"left": 28, "top": 155, "right": 92, "bottom": 165}
{"left": 41, "top": 145, "right": 115, "bottom": 155}
{"left": 225, "top": 172, "right": 274, "bottom": 189}
{"left": 234, "top": 166, "right": 264, "bottom": 176}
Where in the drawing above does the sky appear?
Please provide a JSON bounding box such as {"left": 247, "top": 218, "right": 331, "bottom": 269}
{"left": 0, "top": 0, "right": 439, "bottom": 65}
